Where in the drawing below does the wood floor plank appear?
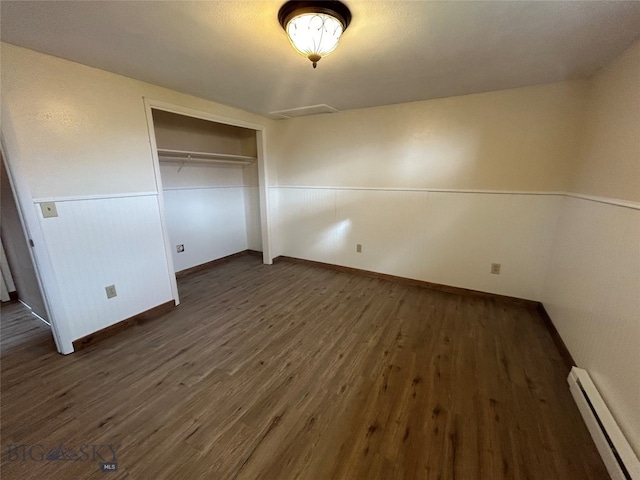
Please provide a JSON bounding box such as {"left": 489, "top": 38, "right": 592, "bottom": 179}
{"left": 1, "top": 256, "right": 608, "bottom": 479}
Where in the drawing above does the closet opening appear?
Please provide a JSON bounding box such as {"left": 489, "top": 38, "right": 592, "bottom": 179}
{"left": 146, "top": 103, "right": 270, "bottom": 301}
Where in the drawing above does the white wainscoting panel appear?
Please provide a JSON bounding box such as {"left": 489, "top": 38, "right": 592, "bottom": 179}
{"left": 423, "top": 191, "right": 560, "bottom": 299}
{"left": 276, "top": 187, "right": 560, "bottom": 300}
{"left": 163, "top": 187, "right": 249, "bottom": 272}
{"left": 277, "top": 187, "right": 339, "bottom": 266}
{"left": 543, "top": 196, "right": 640, "bottom": 455}
{"left": 36, "top": 195, "right": 174, "bottom": 340}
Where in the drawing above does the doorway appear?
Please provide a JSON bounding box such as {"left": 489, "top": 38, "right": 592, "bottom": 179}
{"left": 0, "top": 153, "right": 49, "bottom": 324}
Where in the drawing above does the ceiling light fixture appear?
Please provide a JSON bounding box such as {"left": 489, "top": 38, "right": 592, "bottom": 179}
{"left": 278, "top": 0, "right": 352, "bottom": 69}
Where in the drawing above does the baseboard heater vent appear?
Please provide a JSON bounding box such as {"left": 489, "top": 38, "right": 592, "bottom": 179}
{"left": 568, "top": 367, "right": 640, "bottom": 479}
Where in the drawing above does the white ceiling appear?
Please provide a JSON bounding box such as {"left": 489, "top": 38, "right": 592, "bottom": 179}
{"left": 2, "top": 1, "right": 640, "bottom": 117}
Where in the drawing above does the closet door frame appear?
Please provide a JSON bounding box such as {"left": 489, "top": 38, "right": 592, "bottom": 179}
{"left": 142, "top": 98, "right": 273, "bottom": 303}
{"left": 1, "top": 134, "right": 74, "bottom": 354}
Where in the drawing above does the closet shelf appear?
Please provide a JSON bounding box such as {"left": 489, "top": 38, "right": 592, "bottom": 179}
{"left": 157, "top": 148, "right": 256, "bottom": 166}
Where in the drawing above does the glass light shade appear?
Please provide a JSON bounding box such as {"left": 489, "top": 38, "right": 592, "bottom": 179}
{"left": 285, "top": 13, "right": 344, "bottom": 67}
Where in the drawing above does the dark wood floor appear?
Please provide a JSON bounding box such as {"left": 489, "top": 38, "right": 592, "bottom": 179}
{"left": 1, "top": 256, "right": 607, "bottom": 479}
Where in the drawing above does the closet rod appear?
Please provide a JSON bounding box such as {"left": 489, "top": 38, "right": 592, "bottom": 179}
{"left": 157, "top": 148, "right": 256, "bottom": 165}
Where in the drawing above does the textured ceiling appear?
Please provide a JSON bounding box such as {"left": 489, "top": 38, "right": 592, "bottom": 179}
{"left": 2, "top": 1, "right": 640, "bottom": 117}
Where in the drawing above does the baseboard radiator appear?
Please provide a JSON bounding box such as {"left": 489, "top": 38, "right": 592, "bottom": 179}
{"left": 568, "top": 367, "right": 640, "bottom": 479}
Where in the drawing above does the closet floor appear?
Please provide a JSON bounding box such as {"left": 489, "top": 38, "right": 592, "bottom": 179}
{"left": 1, "top": 255, "right": 607, "bottom": 479}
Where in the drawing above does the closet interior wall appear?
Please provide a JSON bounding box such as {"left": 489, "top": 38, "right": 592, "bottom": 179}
{"left": 152, "top": 110, "right": 262, "bottom": 273}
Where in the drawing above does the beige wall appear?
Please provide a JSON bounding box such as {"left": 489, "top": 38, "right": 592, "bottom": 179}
{"left": 152, "top": 109, "right": 257, "bottom": 158}
{"left": 571, "top": 41, "right": 640, "bottom": 202}
{"left": 1, "top": 43, "right": 273, "bottom": 199}
{"left": 273, "top": 81, "right": 587, "bottom": 191}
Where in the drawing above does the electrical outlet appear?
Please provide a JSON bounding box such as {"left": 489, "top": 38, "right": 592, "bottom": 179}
{"left": 356, "top": 244, "right": 362, "bottom": 253}
{"left": 40, "top": 202, "right": 58, "bottom": 218}
{"left": 105, "top": 284, "right": 117, "bottom": 299}
{"left": 491, "top": 263, "right": 501, "bottom": 275}
{"left": 176, "top": 244, "right": 185, "bottom": 253}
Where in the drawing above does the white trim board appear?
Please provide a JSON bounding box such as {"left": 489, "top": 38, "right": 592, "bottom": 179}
{"left": 144, "top": 99, "right": 266, "bottom": 132}
{"left": 34, "top": 188, "right": 639, "bottom": 211}
{"left": 274, "top": 185, "right": 563, "bottom": 195}
{"left": 162, "top": 185, "right": 253, "bottom": 191}
{"left": 32, "top": 191, "right": 158, "bottom": 203}
{"left": 272, "top": 186, "right": 640, "bottom": 210}
{"left": 565, "top": 192, "right": 640, "bottom": 210}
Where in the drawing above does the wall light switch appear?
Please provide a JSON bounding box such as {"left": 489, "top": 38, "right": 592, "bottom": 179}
{"left": 40, "top": 202, "right": 58, "bottom": 218}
